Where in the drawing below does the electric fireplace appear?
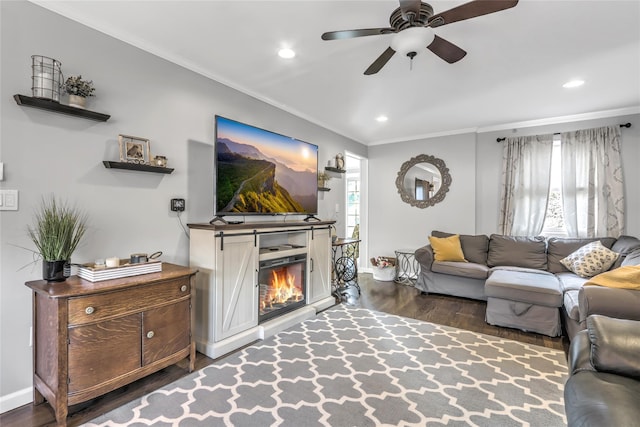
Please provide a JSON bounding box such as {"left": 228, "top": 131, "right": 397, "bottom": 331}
{"left": 258, "top": 253, "right": 307, "bottom": 323}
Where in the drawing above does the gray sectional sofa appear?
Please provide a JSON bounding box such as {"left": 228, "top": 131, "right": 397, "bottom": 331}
{"left": 414, "top": 232, "right": 640, "bottom": 338}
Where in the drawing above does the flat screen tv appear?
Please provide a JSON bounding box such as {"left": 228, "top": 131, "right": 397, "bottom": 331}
{"left": 214, "top": 116, "right": 319, "bottom": 218}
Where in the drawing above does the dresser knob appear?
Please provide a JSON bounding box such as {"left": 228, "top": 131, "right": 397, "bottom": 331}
{"left": 146, "top": 331, "right": 154, "bottom": 339}
{"left": 180, "top": 285, "right": 187, "bottom": 292}
{"left": 85, "top": 306, "right": 95, "bottom": 315}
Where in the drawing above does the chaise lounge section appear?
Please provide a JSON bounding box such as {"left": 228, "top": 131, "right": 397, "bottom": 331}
{"left": 414, "top": 232, "right": 640, "bottom": 338}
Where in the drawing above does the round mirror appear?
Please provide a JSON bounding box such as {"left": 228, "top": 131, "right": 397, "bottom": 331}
{"left": 395, "top": 154, "right": 452, "bottom": 208}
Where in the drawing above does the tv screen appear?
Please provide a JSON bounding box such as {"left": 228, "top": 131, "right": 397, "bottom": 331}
{"left": 214, "top": 116, "right": 319, "bottom": 216}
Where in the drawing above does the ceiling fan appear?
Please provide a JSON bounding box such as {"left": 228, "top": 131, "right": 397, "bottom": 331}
{"left": 321, "top": 0, "right": 519, "bottom": 75}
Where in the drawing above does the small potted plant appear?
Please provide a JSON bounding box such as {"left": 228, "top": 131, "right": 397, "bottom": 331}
{"left": 63, "top": 75, "right": 95, "bottom": 109}
{"left": 28, "top": 195, "right": 88, "bottom": 282}
{"left": 318, "top": 172, "right": 331, "bottom": 188}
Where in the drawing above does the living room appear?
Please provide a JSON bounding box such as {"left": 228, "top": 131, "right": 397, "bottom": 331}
{"left": 1, "top": 0, "right": 639, "bottom": 425}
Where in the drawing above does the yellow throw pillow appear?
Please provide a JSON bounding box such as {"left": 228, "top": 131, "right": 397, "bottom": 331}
{"left": 429, "top": 234, "right": 467, "bottom": 262}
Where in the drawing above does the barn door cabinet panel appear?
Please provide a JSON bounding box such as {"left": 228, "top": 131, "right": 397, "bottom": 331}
{"left": 189, "top": 221, "right": 336, "bottom": 360}
{"left": 25, "top": 263, "right": 197, "bottom": 427}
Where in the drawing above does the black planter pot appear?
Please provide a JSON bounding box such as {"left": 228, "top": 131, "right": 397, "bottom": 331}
{"left": 43, "top": 260, "right": 70, "bottom": 282}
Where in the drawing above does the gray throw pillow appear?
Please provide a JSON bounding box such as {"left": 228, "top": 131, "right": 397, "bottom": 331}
{"left": 611, "top": 236, "right": 640, "bottom": 269}
{"left": 547, "top": 237, "right": 616, "bottom": 273}
{"left": 487, "top": 235, "right": 547, "bottom": 270}
{"left": 622, "top": 248, "right": 640, "bottom": 267}
{"left": 431, "top": 231, "right": 489, "bottom": 264}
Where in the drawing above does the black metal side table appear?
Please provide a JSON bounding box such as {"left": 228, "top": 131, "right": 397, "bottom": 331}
{"left": 332, "top": 238, "right": 361, "bottom": 298}
{"left": 394, "top": 249, "right": 419, "bottom": 286}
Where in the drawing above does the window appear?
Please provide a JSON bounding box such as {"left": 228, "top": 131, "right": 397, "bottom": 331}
{"left": 541, "top": 138, "right": 567, "bottom": 237}
{"left": 346, "top": 177, "right": 360, "bottom": 238}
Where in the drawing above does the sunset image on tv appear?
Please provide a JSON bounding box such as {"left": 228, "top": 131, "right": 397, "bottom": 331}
{"left": 215, "top": 116, "right": 319, "bottom": 215}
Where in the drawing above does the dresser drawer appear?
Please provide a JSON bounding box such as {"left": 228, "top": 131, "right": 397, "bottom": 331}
{"left": 68, "top": 277, "right": 190, "bottom": 325}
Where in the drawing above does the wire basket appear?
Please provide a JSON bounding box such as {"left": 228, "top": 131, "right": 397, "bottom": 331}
{"left": 31, "top": 55, "right": 63, "bottom": 102}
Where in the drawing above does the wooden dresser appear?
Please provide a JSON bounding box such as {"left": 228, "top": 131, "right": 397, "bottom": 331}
{"left": 25, "top": 263, "right": 197, "bottom": 426}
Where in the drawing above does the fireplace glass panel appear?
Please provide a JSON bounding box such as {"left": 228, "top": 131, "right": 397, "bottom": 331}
{"left": 258, "top": 254, "right": 306, "bottom": 323}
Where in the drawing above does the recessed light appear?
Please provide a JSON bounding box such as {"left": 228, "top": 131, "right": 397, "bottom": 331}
{"left": 376, "top": 115, "right": 388, "bottom": 122}
{"left": 563, "top": 79, "right": 585, "bottom": 88}
{"left": 278, "top": 48, "right": 295, "bottom": 59}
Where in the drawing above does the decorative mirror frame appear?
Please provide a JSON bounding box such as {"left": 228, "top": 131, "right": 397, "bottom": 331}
{"left": 395, "top": 154, "right": 452, "bottom": 208}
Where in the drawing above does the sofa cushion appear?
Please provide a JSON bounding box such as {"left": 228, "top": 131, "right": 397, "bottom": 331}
{"left": 621, "top": 248, "right": 640, "bottom": 267}
{"left": 485, "top": 268, "right": 562, "bottom": 307}
{"left": 431, "top": 231, "right": 489, "bottom": 264}
{"left": 547, "top": 237, "right": 616, "bottom": 273}
{"left": 560, "top": 241, "right": 619, "bottom": 278}
{"left": 564, "top": 372, "right": 640, "bottom": 427}
{"left": 563, "top": 290, "right": 580, "bottom": 321}
{"left": 431, "top": 261, "right": 490, "bottom": 280}
{"left": 611, "top": 235, "right": 640, "bottom": 268}
{"left": 487, "top": 235, "right": 547, "bottom": 270}
{"left": 556, "top": 271, "right": 588, "bottom": 292}
{"left": 587, "top": 315, "right": 640, "bottom": 380}
{"left": 428, "top": 235, "right": 467, "bottom": 262}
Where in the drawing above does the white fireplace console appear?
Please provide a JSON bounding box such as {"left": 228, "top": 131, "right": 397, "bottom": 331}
{"left": 188, "top": 220, "right": 336, "bottom": 358}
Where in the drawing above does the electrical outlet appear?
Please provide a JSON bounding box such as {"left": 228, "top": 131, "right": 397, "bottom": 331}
{"left": 171, "top": 198, "right": 185, "bottom": 212}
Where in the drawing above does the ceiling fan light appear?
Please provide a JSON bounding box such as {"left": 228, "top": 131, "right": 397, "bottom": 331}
{"left": 390, "top": 27, "right": 435, "bottom": 56}
{"left": 278, "top": 48, "right": 296, "bottom": 59}
{"left": 376, "top": 115, "right": 388, "bottom": 122}
{"left": 563, "top": 79, "right": 585, "bottom": 88}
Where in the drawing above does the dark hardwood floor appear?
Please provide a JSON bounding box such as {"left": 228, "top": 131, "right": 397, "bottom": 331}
{"left": 1, "top": 273, "right": 569, "bottom": 427}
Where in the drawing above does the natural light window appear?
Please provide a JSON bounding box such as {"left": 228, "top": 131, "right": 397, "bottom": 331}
{"left": 541, "top": 138, "right": 567, "bottom": 237}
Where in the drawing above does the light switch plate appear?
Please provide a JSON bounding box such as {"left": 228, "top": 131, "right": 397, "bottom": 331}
{"left": 0, "top": 189, "right": 18, "bottom": 211}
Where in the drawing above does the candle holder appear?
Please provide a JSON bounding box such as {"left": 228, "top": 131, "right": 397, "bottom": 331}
{"left": 31, "top": 55, "right": 63, "bottom": 102}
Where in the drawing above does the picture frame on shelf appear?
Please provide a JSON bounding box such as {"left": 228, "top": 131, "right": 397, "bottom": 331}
{"left": 119, "top": 134, "right": 150, "bottom": 164}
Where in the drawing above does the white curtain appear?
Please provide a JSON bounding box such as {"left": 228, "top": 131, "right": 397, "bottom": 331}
{"left": 561, "top": 125, "right": 624, "bottom": 237}
{"left": 499, "top": 134, "right": 554, "bottom": 235}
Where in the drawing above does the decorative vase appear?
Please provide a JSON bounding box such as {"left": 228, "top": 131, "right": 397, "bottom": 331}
{"left": 68, "top": 94, "right": 86, "bottom": 109}
{"left": 43, "top": 260, "right": 70, "bottom": 282}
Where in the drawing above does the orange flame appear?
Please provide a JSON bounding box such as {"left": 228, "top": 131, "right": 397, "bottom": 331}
{"left": 262, "top": 269, "right": 303, "bottom": 310}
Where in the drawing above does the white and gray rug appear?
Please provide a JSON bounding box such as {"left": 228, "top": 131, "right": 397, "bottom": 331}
{"left": 84, "top": 305, "right": 567, "bottom": 427}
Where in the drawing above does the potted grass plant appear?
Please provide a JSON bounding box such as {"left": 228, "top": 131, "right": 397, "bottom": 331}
{"left": 28, "top": 196, "right": 88, "bottom": 282}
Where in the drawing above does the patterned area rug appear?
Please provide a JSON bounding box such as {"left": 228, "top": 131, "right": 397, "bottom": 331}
{"left": 84, "top": 305, "right": 567, "bottom": 426}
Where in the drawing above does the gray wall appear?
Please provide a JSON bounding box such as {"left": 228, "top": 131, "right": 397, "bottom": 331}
{"left": 0, "top": 1, "right": 365, "bottom": 410}
{"left": 368, "top": 112, "right": 639, "bottom": 266}
{"left": 368, "top": 133, "right": 477, "bottom": 261}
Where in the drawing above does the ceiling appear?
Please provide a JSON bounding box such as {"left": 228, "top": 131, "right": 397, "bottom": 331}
{"left": 32, "top": 1, "right": 640, "bottom": 145}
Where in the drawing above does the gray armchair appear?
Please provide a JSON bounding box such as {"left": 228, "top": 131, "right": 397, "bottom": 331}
{"left": 564, "top": 315, "right": 640, "bottom": 426}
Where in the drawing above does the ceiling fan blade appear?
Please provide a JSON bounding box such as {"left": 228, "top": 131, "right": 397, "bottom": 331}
{"left": 364, "top": 47, "right": 396, "bottom": 75}
{"left": 321, "top": 27, "right": 395, "bottom": 40}
{"left": 428, "top": 0, "right": 518, "bottom": 27}
{"left": 427, "top": 35, "right": 467, "bottom": 64}
{"left": 399, "top": 0, "right": 421, "bottom": 21}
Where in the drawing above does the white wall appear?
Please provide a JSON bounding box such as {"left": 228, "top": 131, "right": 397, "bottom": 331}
{"left": 367, "top": 133, "right": 477, "bottom": 262}
{"left": 0, "top": 1, "right": 366, "bottom": 411}
{"left": 476, "top": 113, "right": 640, "bottom": 236}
